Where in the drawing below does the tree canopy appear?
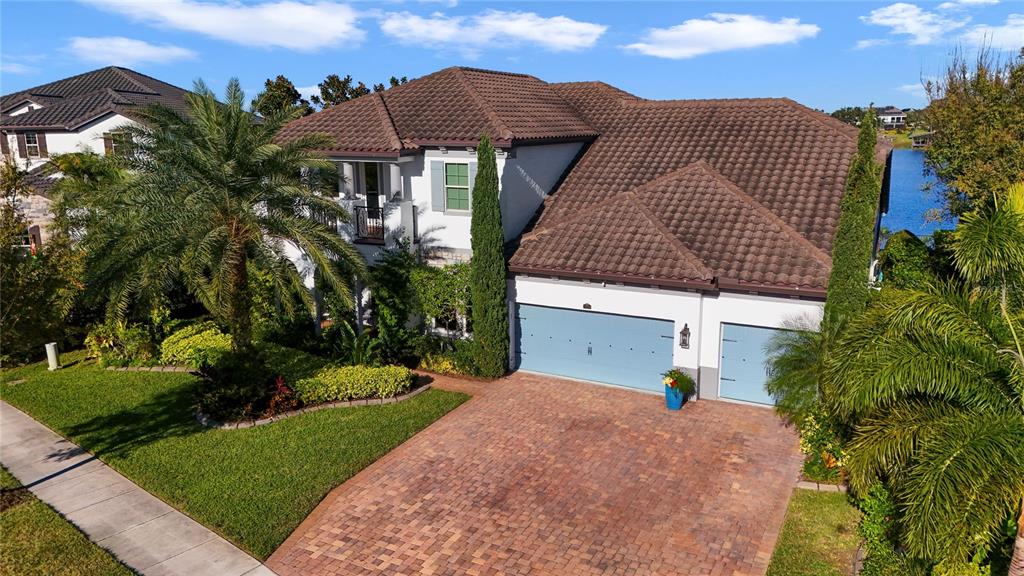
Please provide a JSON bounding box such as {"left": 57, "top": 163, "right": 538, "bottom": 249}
{"left": 251, "top": 75, "right": 313, "bottom": 117}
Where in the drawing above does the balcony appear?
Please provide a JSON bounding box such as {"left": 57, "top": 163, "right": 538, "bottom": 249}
{"left": 354, "top": 205, "right": 385, "bottom": 244}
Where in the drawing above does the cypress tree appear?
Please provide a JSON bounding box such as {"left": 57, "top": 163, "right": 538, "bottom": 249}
{"left": 469, "top": 135, "right": 509, "bottom": 377}
{"left": 823, "top": 107, "right": 884, "bottom": 321}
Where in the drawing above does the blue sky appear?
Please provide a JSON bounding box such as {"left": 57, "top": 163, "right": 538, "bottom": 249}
{"left": 2, "top": 1, "right": 1021, "bottom": 111}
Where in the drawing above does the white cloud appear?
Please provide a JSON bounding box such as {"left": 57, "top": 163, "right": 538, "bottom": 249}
{"left": 82, "top": 0, "right": 364, "bottom": 51}
{"left": 861, "top": 3, "right": 968, "bottom": 45}
{"left": 67, "top": 36, "right": 197, "bottom": 66}
{"left": 379, "top": 10, "right": 607, "bottom": 56}
{"left": 854, "top": 38, "right": 893, "bottom": 49}
{"left": 296, "top": 84, "right": 320, "bottom": 102}
{"left": 940, "top": 0, "right": 999, "bottom": 9}
{"left": 897, "top": 82, "right": 928, "bottom": 100}
{"left": 1, "top": 62, "right": 35, "bottom": 74}
{"left": 962, "top": 14, "right": 1024, "bottom": 50}
{"left": 622, "top": 13, "right": 819, "bottom": 60}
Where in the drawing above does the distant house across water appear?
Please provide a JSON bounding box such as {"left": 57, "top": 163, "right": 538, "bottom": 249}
{"left": 876, "top": 106, "right": 907, "bottom": 130}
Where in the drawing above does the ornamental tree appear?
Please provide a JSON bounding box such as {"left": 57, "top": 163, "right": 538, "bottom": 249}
{"left": 469, "top": 135, "right": 508, "bottom": 377}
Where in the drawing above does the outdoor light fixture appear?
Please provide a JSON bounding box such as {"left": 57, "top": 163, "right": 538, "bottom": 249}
{"left": 679, "top": 324, "right": 690, "bottom": 349}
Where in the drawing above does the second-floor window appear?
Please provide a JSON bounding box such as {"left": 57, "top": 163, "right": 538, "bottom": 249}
{"left": 445, "top": 163, "right": 470, "bottom": 211}
{"left": 24, "top": 133, "right": 40, "bottom": 157}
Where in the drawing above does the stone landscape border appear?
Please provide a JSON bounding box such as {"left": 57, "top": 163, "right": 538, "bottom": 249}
{"left": 194, "top": 384, "right": 432, "bottom": 430}
{"left": 105, "top": 365, "right": 190, "bottom": 372}
{"left": 796, "top": 480, "right": 848, "bottom": 493}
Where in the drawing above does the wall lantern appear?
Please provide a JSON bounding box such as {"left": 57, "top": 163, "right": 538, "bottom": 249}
{"left": 679, "top": 324, "right": 690, "bottom": 349}
{"left": 582, "top": 303, "right": 592, "bottom": 310}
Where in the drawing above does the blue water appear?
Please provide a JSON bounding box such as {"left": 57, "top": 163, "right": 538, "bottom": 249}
{"left": 881, "top": 149, "right": 955, "bottom": 238}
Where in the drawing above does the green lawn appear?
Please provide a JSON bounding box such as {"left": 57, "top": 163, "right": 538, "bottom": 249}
{"left": 767, "top": 489, "right": 863, "bottom": 576}
{"left": 1, "top": 351, "right": 468, "bottom": 559}
{"left": 1, "top": 466, "right": 135, "bottom": 576}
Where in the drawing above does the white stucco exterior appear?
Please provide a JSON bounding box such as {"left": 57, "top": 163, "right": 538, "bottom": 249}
{"left": 328, "top": 141, "right": 583, "bottom": 262}
{"left": 509, "top": 274, "right": 824, "bottom": 401}
{"left": 2, "top": 113, "right": 137, "bottom": 171}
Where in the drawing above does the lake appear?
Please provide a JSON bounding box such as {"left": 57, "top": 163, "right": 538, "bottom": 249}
{"left": 880, "top": 148, "right": 955, "bottom": 238}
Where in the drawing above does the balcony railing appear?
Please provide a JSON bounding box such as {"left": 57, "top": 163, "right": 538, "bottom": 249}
{"left": 354, "top": 205, "right": 385, "bottom": 244}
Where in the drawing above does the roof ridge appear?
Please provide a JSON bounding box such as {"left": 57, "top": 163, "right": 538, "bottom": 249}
{"left": 632, "top": 196, "right": 714, "bottom": 279}
{"left": 778, "top": 98, "right": 859, "bottom": 142}
{"left": 372, "top": 92, "right": 403, "bottom": 151}
{"left": 451, "top": 67, "right": 513, "bottom": 140}
{"left": 109, "top": 67, "right": 159, "bottom": 95}
{"left": 668, "top": 161, "right": 833, "bottom": 267}
{"left": 455, "top": 66, "right": 533, "bottom": 78}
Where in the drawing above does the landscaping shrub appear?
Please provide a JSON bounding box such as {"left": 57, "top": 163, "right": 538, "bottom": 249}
{"left": 84, "top": 322, "right": 157, "bottom": 367}
{"left": 294, "top": 365, "right": 414, "bottom": 405}
{"left": 370, "top": 241, "right": 417, "bottom": 365}
{"left": 877, "top": 230, "right": 933, "bottom": 290}
{"left": 159, "top": 321, "right": 231, "bottom": 368}
{"left": 857, "top": 483, "right": 926, "bottom": 576}
{"left": 195, "top": 349, "right": 278, "bottom": 422}
{"left": 797, "top": 408, "right": 845, "bottom": 483}
{"left": 259, "top": 342, "right": 328, "bottom": 383}
{"left": 414, "top": 336, "right": 482, "bottom": 377}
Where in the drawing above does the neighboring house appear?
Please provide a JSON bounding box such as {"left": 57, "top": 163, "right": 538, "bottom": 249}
{"left": 876, "top": 105, "right": 907, "bottom": 130}
{"left": 0, "top": 66, "right": 192, "bottom": 243}
{"left": 281, "top": 66, "right": 888, "bottom": 406}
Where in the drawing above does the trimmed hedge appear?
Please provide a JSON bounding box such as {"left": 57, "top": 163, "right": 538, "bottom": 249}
{"left": 159, "top": 321, "right": 232, "bottom": 368}
{"left": 824, "top": 108, "right": 884, "bottom": 321}
{"left": 294, "top": 365, "right": 414, "bottom": 405}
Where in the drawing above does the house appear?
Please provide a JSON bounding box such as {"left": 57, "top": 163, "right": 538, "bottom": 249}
{"left": 0, "top": 66, "right": 192, "bottom": 244}
{"left": 876, "top": 105, "right": 907, "bottom": 130}
{"left": 281, "top": 66, "right": 887, "bottom": 406}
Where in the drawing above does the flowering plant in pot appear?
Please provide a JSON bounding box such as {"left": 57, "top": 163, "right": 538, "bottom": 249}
{"left": 662, "top": 368, "right": 696, "bottom": 410}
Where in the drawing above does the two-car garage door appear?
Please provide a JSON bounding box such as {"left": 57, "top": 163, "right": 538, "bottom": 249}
{"left": 514, "top": 304, "right": 673, "bottom": 393}
{"left": 513, "top": 305, "right": 780, "bottom": 405}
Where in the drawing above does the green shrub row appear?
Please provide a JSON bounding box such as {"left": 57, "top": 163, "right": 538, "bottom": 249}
{"left": 294, "top": 365, "right": 414, "bottom": 405}
{"left": 159, "top": 321, "right": 232, "bottom": 368}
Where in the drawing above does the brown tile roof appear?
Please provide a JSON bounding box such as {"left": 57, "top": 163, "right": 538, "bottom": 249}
{"left": 276, "top": 67, "right": 598, "bottom": 155}
{"left": 511, "top": 94, "right": 878, "bottom": 296}
{"left": 1, "top": 66, "right": 192, "bottom": 130}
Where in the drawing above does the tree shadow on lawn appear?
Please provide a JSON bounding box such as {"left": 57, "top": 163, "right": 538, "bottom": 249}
{"left": 61, "top": 382, "right": 204, "bottom": 460}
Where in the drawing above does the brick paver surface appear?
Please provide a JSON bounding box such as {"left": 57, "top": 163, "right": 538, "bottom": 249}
{"left": 267, "top": 373, "right": 802, "bottom": 576}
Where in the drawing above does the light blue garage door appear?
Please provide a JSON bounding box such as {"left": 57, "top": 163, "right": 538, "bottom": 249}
{"left": 719, "top": 323, "right": 779, "bottom": 405}
{"left": 514, "top": 304, "right": 674, "bottom": 392}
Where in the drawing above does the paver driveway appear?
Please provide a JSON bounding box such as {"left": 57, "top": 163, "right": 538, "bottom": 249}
{"left": 268, "top": 373, "right": 802, "bottom": 576}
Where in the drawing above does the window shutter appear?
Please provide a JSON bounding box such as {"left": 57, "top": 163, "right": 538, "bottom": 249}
{"left": 16, "top": 134, "right": 27, "bottom": 158}
{"left": 430, "top": 160, "right": 444, "bottom": 212}
{"left": 36, "top": 133, "right": 48, "bottom": 158}
{"left": 467, "top": 162, "right": 477, "bottom": 212}
{"left": 103, "top": 133, "right": 113, "bottom": 155}
{"left": 1, "top": 132, "right": 9, "bottom": 156}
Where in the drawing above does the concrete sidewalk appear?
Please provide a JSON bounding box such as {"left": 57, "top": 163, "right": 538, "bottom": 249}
{"left": 0, "top": 401, "right": 275, "bottom": 576}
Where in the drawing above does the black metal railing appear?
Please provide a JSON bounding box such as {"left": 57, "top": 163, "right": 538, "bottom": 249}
{"left": 354, "top": 205, "right": 385, "bottom": 243}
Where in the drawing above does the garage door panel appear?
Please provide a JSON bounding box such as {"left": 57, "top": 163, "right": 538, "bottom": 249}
{"left": 515, "top": 304, "right": 673, "bottom": 392}
{"left": 719, "top": 323, "right": 777, "bottom": 405}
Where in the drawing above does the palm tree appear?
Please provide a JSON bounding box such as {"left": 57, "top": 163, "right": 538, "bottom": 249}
{"left": 764, "top": 311, "right": 845, "bottom": 425}
{"left": 65, "top": 79, "right": 364, "bottom": 350}
{"left": 827, "top": 184, "right": 1024, "bottom": 568}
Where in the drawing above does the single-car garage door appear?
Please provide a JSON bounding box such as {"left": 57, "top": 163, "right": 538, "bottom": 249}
{"left": 514, "top": 304, "right": 674, "bottom": 392}
{"left": 719, "top": 323, "right": 779, "bottom": 405}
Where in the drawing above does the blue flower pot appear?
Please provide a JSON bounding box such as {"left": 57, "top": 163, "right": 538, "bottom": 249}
{"left": 665, "top": 385, "right": 684, "bottom": 410}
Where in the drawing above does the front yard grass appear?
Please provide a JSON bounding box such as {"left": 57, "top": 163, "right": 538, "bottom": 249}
{"left": 1, "top": 351, "right": 468, "bottom": 559}
{"left": 1, "top": 466, "right": 134, "bottom": 576}
{"left": 767, "top": 489, "right": 862, "bottom": 576}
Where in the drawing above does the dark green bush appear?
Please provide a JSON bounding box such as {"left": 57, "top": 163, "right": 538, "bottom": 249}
{"left": 196, "top": 350, "right": 278, "bottom": 422}
{"left": 370, "top": 241, "right": 417, "bottom": 365}
{"left": 414, "top": 335, "right": 483, "bottom": 377}
{"left": 469, "top": 135, "right": 508, "bottom": 377}
{"left": 293, "top": 364, "right": 414, "bottom": 404}
{"left": 858, "top": 483, "right": 927, "bottom": 576}
{"left": 878, "top": 231, "right": 933, "bottom": 289}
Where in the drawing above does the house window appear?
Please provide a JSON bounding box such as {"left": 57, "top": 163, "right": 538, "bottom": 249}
{"left": 24, "top": 133, "right": 40, "bottom": 157}
{"left": 445, "top": 163, "right": 469, "bottom": 211}
{"left": 104, "top": 132, "right": 131, "bottom": 157}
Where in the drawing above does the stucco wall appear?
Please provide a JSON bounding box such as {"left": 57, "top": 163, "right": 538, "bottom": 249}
{"left": 406, "top": 142, "right": 581, "bottom": 257}
{"left": 4, "top": 113, "right": 137, "bottom": 170}
{"left": 510, "top": 275, "right": 824, "bottom": 400}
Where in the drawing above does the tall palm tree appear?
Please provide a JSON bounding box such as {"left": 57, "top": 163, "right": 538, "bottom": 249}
{"left": 66, "top": 79, "right": 364, "bottom": 350}
{"left": 828, "top": 184, "right": 1024, "bottom": 568}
